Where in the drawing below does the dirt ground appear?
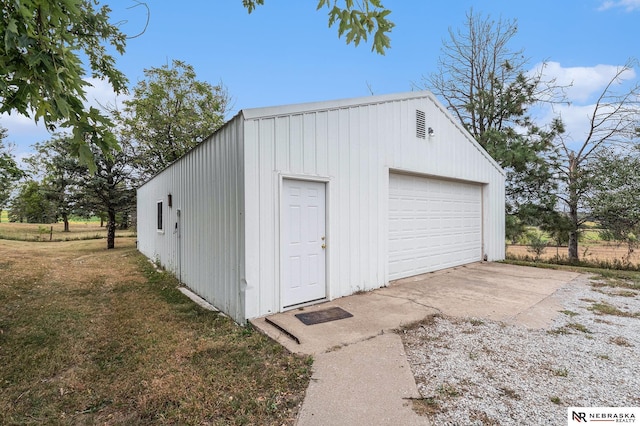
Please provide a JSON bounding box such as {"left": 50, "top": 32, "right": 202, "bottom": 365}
{"left": 507, "top": 242, "right": 640, "bottom": 265}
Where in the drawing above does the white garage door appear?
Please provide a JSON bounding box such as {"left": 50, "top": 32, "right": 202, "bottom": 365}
{"left": 389, "top": 173, "right": 483, "bottom": 280}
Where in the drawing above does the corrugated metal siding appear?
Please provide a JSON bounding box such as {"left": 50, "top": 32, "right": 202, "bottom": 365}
{"left": 242, "top": 92, "right": 505, "bottom": 319}
{"left": 138, "top": 91, "right": 504, "bottom": 322}
{"left": 137, "top": 115, "right": 245, "bottom": 323}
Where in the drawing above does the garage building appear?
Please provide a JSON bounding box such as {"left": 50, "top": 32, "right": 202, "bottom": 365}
{"left": 137, "top": 91, "right": 505, "bottom": 324}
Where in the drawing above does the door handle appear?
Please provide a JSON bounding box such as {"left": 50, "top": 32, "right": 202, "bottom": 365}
{"left": 321, "top": 244, "right": 326, "bottom": 249}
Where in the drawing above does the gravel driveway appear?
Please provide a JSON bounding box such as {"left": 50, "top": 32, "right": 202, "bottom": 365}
{"left": 401, "top": 273, "right": 640, "bottom": 425}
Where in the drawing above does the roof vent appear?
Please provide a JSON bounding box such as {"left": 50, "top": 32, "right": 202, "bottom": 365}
{"left": 416, "top": 110, "right": 426, "bottom": 139}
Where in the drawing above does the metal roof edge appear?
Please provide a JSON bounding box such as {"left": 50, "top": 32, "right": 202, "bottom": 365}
{"left": 137, "top": 90, "right": 505, "bottom": 191}
{"left": 239, "top": 91, "right": 432, "bottom": 120}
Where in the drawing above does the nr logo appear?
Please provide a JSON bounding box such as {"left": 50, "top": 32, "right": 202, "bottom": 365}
{"left": 572, "top": 411, "right": 587, "bottom": 422}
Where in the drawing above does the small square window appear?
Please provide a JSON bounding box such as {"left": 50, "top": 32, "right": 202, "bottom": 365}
{"left": 157, "top": 201, "right": 163, "bottom": 231}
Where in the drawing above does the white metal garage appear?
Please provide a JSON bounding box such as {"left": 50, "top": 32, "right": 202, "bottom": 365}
{"left": 137, "top": 91, "right": 505, "bottom": 324}
{"left": 389, "top": 173, "right": 483, "bottom": 280}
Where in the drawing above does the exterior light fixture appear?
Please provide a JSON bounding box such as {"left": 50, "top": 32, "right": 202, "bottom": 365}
{"left": 428, "top": 127, "right": 435, "bottom": 137}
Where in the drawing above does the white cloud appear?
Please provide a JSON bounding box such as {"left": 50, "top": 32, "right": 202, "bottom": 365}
{"left": 598, "top": 0, "right": 640, "bottom": 11}
{"left": 530, "top": 62, "right": 639, "bottom": 148}
{"left": 540, "top": 103, "right": 599, "bottom": 143}
{"left": 531, "top": 61, "right": 636, "bottom": 103}
{"left": 0, "top": 113, "right": 51, "bottom": 158}
{"left": 84, "top": 77, "right": 130, "bottom": 113}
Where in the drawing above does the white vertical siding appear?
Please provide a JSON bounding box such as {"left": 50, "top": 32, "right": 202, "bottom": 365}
{"left": 139, "top": 91, "right": 504, "bottom": 322}
{"left": 137, "top": 115, "right": 245, "bottom": 323}
{"left": 242, "top": 92, "right": 505, "bottom": 319}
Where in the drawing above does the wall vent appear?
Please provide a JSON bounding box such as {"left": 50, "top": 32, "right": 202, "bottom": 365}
{"left": 416, "top": 109, "right": 426, "bottom": 139}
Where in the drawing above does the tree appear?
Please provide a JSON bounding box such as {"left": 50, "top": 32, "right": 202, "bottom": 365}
{"left": 243, "top": 0, "right": 394, "bottom": 54}
{"left": 75, "top": 139, "right": 137, "bottom": 249}
{"left": 0, "top": 129, "right": 24, "bottom": 220}
{"left": 553, "top": 61, "right": 640, "bottom": 262}
{"left": 9, "top": 180, "right": 57, "bottom": 224}
{"left": 0, "top": 0, "right": 129, "bottom": 166}
{"left": 584, "top": 149, "right": 640, "bottom": 264}
{"left": 25, "top": 136, "right": 86, "bottom": 232}
{"left": 421, "top": 9, "right": 562, "bottom": 235}
{"left": 118, "top": 60, "right": 230, "bottom": 179}
{"left": 24, "top": 129, "right": 136, "bottom": 248}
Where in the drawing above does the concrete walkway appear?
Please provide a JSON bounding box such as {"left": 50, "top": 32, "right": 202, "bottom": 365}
{"left": 250, "top": 262, "right": 584, "bottom": 425}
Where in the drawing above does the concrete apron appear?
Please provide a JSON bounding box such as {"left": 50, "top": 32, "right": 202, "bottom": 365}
{"left": 250, "top": 262, "right": 583, "bottom": 426}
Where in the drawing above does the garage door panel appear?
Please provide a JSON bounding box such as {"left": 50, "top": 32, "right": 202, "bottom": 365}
{"left": 389, "top": 173, "right": 482, "bottom": 281}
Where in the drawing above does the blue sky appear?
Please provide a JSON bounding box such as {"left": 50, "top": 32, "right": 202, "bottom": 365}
{"left": 2, "top": 0, "right": 639, "bottom": 159}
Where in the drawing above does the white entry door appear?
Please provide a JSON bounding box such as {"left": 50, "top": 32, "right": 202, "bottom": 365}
{"left": 282, "top": 179, "right": 327, "bottom": 308}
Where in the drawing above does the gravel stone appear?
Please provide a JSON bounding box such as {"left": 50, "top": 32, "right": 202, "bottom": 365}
{"left": 401, "top": 275, "right": 640, "bottom": 425}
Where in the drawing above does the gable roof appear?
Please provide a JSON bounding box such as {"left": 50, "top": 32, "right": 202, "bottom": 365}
{"left": 240, "top": 90, "right": 504, "bottom": 175}
{"left": 240, "top": 91, "right": 431, "bottom": 120}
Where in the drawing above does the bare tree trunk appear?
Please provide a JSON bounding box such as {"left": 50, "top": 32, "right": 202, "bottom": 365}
{"left": 107, "top": 209, "right": 116, "bottom": 249}
{"left": 567, "top": 220, "right": 579, "bottom": 262}
{"left": 62, "top": 212, "right": 70, "bottom": 232}
{"left": 567, "top": 155, "right": 579, "bottom": 262}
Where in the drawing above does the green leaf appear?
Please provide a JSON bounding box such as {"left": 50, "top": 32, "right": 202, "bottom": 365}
{"left": 6, "top": 18, "right": 18, "bottom": 34}
{"left": 0, "top": 0, "right": 129, "bottom": 162}
{"left": 316, "top": 0, "right": 329, "bottom": 10}
{"left": 78, "top": 143, "right": 96, "bottom": 174}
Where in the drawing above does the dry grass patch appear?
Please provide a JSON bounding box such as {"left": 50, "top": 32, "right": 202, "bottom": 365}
{"left": 0, "top": 221, "right": 135, "bottom": 242}
{"left": 0, "top": 238, "right": 311, "bottom": 425}
{"left": 408, "top": 397, "right": 441, "bottom": 416}
{"left": 609, "top": 336, "right": 633, "bottom": 347}
{"left": 507, "top": 243, "right": 640, "bottom": 265}
{"left": 588, "top": 301, "right": 639, "bottom": 318}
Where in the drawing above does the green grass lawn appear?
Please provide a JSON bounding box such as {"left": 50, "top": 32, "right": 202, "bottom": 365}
{"left": 0, "top": 238, "right": 311, "bottom": 425}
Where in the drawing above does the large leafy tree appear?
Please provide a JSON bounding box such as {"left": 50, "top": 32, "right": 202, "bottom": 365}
{"left": 0, "top": 0, "right": 128, "bottom": 165}
{"left": 75, "top": 139, "right": 136, "bottom": 249}
{"left": 23, "top": 131, "right": 136, "bottom": 249}
{"left": 243, "top": 0, "right": 394, "bottom": 54}
{"left": 0, "top": 129, "right": 24, "bottom": 220}
{"left": 554, "top": 62, "right": 640, "bottom": 262}
{"left": 421, "top": 9, "right": 562, "bottom": 237}
{"left": 118, "top": 60, "right": 230, "bottom": 179}
{"left": 9, "top": 179, "right": 57, "bottom": 223}
{"left": 25, "top": 136, "right": 86, "bottom": 231}
{"left": 586, "top": 148, "right": 640, "bottom": 264}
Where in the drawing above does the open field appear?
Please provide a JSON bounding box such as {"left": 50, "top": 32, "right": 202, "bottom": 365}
{"left": 0, "top": 221, "right": 135, "bottom": 242}
{"left": 0, "top": 238, "right": 311, "bottom": 425}
{"left": 507, "top": 242, "right": 640, "bottom": 266}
